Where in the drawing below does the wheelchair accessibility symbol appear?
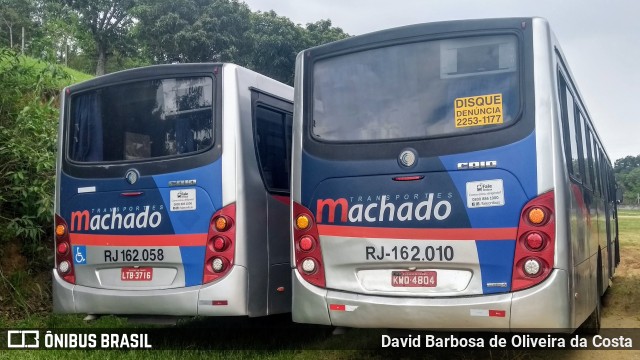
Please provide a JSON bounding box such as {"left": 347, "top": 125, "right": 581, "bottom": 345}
{"left": 73, "top": 245, "right": 87, "bottom": 265}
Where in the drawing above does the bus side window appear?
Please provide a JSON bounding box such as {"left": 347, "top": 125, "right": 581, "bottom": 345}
{"left": 591, "top": 136, "right": 601, "bottom": 197}
{"left": 578, "top": 113, "right": 592, "bottom": 190}
{"left": 254, "top": 105, "right": 292, "bottom": 194}
{"left": 559, "top": 75, "right": 581, "bottom": 182}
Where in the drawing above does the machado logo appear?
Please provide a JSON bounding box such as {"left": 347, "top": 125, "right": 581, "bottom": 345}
{"left": 70, "top": 206, "right": 164, "bottom": 232}
{"left": 316, "top": 193, "right": 453, "bottom": 224}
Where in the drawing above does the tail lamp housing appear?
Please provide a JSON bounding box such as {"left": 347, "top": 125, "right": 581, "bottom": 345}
{"left": 293, "top": 202, "right": 325, "bottom": 287}
{"left": 204, "top": 204, "right": 236, "bottom": 284}
{"left": 511, "top": 191, "right": 555, "bottom": 291}
{"left": 54, "top": 214, "right": 75, "bottom": 284}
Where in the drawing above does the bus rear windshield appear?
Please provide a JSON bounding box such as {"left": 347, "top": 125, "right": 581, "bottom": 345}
{"left": 311, "top": 35, "right": 520, "bottom": 142}
{"left": 68, "top": 76, "right": 214, "bottom": 162}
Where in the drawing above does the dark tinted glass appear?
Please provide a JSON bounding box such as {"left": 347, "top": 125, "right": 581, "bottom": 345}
{"left": 312, "top": 35, "right": 519, "bottom": 141}
{"left": 255, "top": 106, "right": 292, "bottom": 193}
{"left": 563, "top": 87, "right": 581, "bottom": 179}
{"left": 68, "top": 77, "right": 214, "bottom": 162}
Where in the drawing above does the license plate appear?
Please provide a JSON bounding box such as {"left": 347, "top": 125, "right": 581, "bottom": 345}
{"left": 391, "top": 271, "right": 437, "bottom": 287}
{"left": 121, "top": 267, "right": 153, "bottom": 281}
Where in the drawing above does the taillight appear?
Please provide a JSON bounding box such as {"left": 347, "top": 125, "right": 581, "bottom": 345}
{"left": 293, "top": 202, "right": 325, "bottom": 288}
{"left": 511, "top": 191, "right": 555, "bottom": 291}
{"left": 298, "top": 235, "right": 314, "bottom": 251}
{"left": 203, "top": 204, "right": 236, "bottom": 284}
{"left": 55, "top": 214, "right": 75, "bottom": 284}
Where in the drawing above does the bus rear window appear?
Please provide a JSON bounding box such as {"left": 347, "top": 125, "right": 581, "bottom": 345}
{"left": 311, "top": 35, "right": 520, "bottom": 142}
{"left": 68, "top": 76, "right": 214, "bottom": 162}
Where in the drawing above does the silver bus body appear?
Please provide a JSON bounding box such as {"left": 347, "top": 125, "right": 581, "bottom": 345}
{"left": 291, "top": 18, "right": 618, "bottom": 332}
{"left": 53, "top": 64, "right": 293, "bottom": 317}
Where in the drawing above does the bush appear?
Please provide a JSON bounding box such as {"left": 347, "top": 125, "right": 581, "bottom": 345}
{"left": 0, "top": 48, "right": 70, "bottom": 268}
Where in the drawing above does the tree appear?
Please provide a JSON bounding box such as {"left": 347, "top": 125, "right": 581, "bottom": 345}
{"left": 614, "top": 155, "right": 640, "bottom": 175}
{"left": 614, "top": 155, "right": 640, "bottom": 204}
{"left": 248, "top": 11, "right": 305, "bottom": 84}
{"left": 29, "top": 0, "right": 78, "bottom": 63}
{"left": 134, "top": 0, "right": 252, "bottom": 64}
{"left": 134, "top": 0, "right": 348, "bottom": 84}
{"left": 304, "top": 19, "right": 349, "bottom": 48}
{"left": 0, "top": 0, "right": 36, "bottom": 51}
{"left": 60, "top": 0, "right": 137, "bottom": 75}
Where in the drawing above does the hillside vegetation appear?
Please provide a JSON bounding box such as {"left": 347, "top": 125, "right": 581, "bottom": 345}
{"left": 0, "top": 48, "right": 91, "bottom": 318}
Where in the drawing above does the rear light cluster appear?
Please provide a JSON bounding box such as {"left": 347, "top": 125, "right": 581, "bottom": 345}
{"left": 54, "top": 214, "right": 75, "bottom": 284}
{"left": 293, "top": 202, "right": 325, "bottom": 288}
{"left": 511, "top": 191, "right": 555, "bottom": 291}
{"left": 203, "top": 203, "right": 236, "bottom": 284}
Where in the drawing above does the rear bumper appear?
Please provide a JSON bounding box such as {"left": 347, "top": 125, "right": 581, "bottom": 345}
{"left": 53, "top": 265, "right": 249, "bottom": 316}
{"left": 292, "top": 269, "right": 571, "bottom": 332}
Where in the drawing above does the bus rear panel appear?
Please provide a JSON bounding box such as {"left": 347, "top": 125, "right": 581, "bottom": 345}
{"left": 291, "top": 18, "right": 617, "bottom": 332}
{"left": 53, "top": 63, "right": 293, "bottom": 317}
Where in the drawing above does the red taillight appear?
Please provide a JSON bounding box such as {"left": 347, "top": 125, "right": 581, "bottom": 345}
{"left": 524, "top": 232, "right": 545, "bottom": 250}
{"left": 298, "top": 235, "right": 314, "bottom": 252}
{"left": 203, "top": 204, "right": 236, "bottom": 284}
{"left": 57, "top": 242, "right": 69, "bottom": 255}
{"left": 55, "top": 214, "right": 75, "bottom": 284}
{"left": 211, "top": 236, "right": 228, "bottom": 251}
{"left": 392, "top": 175, "right": 424, "bottom": 181}
{"left": 293, "top": 202, "right": 325, "bottom": 288}
{"left": 511, "top": 191, "right": 555, "bottom": 291}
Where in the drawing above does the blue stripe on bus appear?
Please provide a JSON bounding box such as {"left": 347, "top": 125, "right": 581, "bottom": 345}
{"left": 152, "top": 159, "right": 223, "bottom": 235}
{"left": 437, "top": 131, "right": 538, "bottom": 201}
{"left": 475, "top": 240, "right": 516, "bottom": 294}
{"left": 438, "top": 131, "right": 536, "bottom": 293}
{"left": 180, "top": 246, "right": 206, "bottom": 287}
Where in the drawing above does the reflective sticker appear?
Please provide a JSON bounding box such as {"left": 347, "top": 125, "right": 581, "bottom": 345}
{"left": 170, "top": 189, "right": 196, "bottom": 211}
{"left": 454, "top": 93, "right": 503, "bottom": 128}
{"left": 466, "top": 179, "right": 505, "bottom": 208}
{"left": 470, "top": 309, "right": 488, "bottom": 317}
{"left": 470, "top": 309, "right": 505, "bottom": 317}
{"left": 77, "top": 186, "right": 96, "bottom": 193}
{"left": 329, "top": 304, "right": 358, "bottom": 312}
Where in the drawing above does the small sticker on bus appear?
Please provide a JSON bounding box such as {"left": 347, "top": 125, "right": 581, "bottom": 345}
{"left": 170, "top": 189, "right": 196, "bottom": 211}
{"left": 466, "top": 179, "right": 505, "bottom": 208}
{"left": 454, "top": 94, "right": 503, "bottom": 128}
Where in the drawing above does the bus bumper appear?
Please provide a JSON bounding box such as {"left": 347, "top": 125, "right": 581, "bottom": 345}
{"left": 52, "top": 265, "right": 249, "bottom": 316}
{"left": 293, "top": 269, "right": 571, "bottom": 331}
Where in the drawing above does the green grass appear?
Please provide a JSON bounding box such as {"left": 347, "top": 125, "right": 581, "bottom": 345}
{"left": 0, "top": 52, "right": 92, "bottom": 86}
{"left": 17, "top": 56, "right": 93, "bottom": 83}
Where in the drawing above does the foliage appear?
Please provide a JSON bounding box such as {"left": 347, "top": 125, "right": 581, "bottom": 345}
{"left": 2, "top": 0, "right": 348, "bottom": 81}
{"left": 0, "top": 0, "right": 37, "bottom": 49}
{"left": 59, "top": 0, "right": 138, "bottom": 75}
{"left": 248, "top": 10, "right": 305, "bottom": 84}
{"left": 0, "top": 48, "right": 71, "bottom": 265}
{"left": 614, "top": 155, "right": 640, "bottom": 204}
{"left": 133, "top": 0, "right": 348, "bottom": 84}
{"left": 134, "top": 0, "right": 253, "bottom": 64}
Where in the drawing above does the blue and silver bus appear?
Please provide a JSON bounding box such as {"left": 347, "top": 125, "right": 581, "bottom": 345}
{"left": 53, "top": 63, "right": 294, "bottom": 317}
{"left": 291, "top": 18, "right": 618, "bottom": 332}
